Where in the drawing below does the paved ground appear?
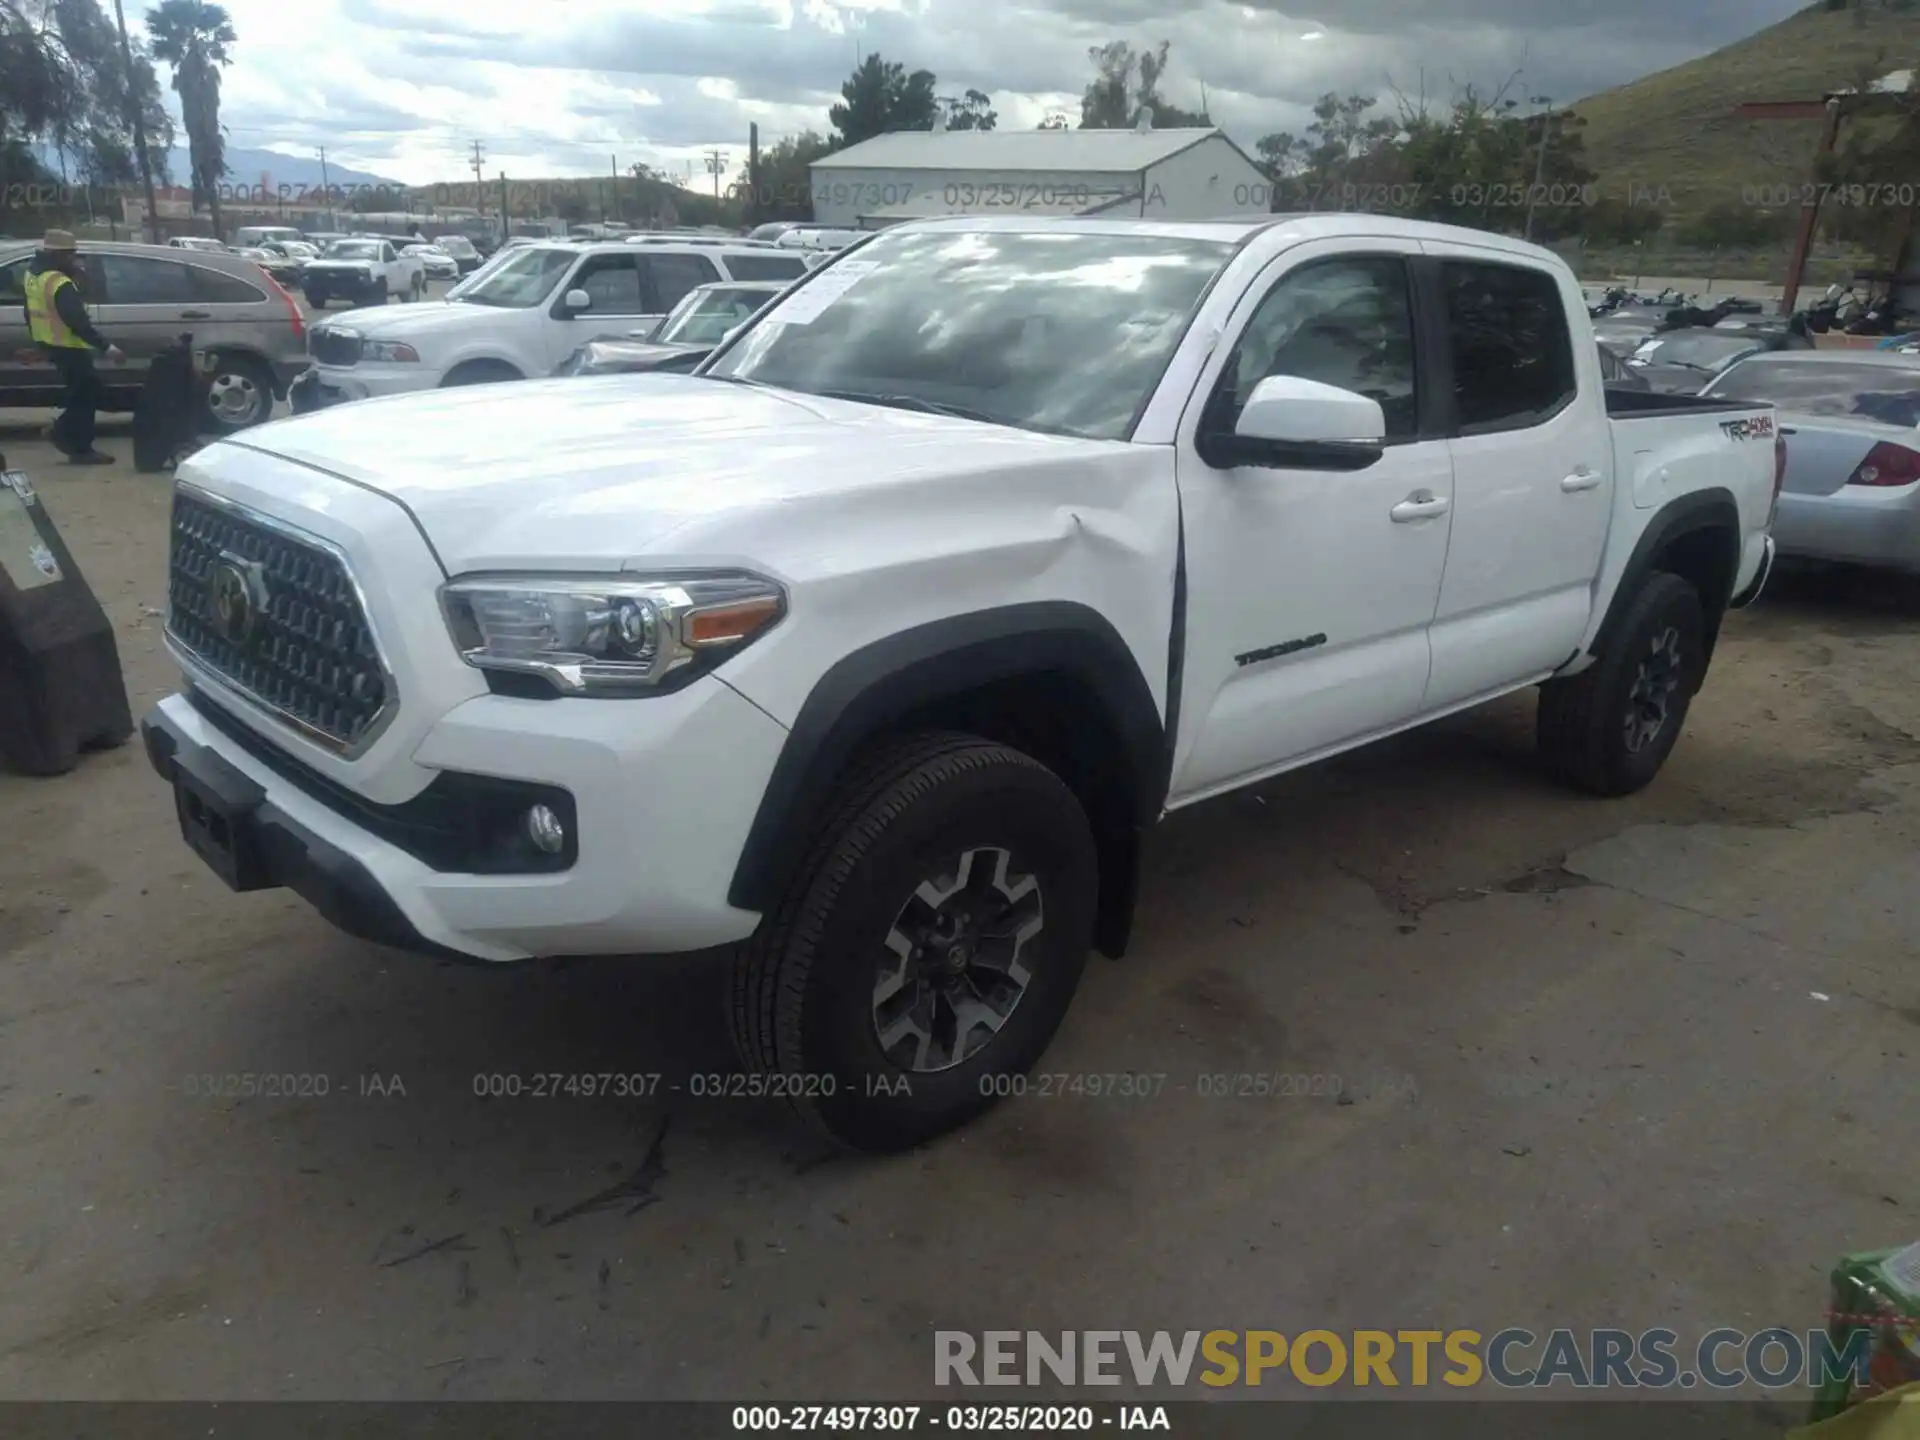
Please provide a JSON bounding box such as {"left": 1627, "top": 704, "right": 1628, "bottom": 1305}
{"left": 0, "top": 420, "right": 1916, "bottom": 1408}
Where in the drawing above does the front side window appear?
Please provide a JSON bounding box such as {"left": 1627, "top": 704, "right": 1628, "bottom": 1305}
{"left": 1214, "top": 255, "right": 1418, "bottom": 442}
{"left": 656, "top": 287, "right": 777, "bottom": 346}
{"left": 570, "top": 254, "right": 644, "bottom": 313}
{"left": 1442, "top": 260, "right": 1576, "bottom": 433}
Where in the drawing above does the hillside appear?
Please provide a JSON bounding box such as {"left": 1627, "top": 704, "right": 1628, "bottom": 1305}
{"left": 1574, "top": 1, "right": 1920, "bottom": 212}
{"left": 33, "top": 144, "right": 400, "bottom": 192}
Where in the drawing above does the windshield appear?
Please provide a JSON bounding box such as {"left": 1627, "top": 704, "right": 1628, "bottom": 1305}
{"left": 706, "top": 229, "right": 1234, "bottom": 440}
{"left": 1708, "top": 360, "right": 1920, "bottom": 426}
{"left": 1632, "top": 331, "right": 1756, "bottom": 371}
{"left": 440, "top": 237, "right": 476, "bottom": 256}
{"left": 451, "top": 246, "right": 576, "bottom": 307}
{"left": 655, "top": 286, "right": 778, "bottom": 346}
{"left": 326, "top": 241, "right": 381, "bottom": 260}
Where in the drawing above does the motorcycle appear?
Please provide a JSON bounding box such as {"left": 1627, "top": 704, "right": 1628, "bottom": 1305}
{"left": 1804, "top": 283, "right": 1852, "bottom": 335}
{"left": 1844, "top": 296, "right": 1903, "bottom": 336}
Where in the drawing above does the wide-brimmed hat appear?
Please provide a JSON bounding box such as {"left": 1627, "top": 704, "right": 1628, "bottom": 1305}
{"left": 41, "top": 229, "right": 78, "bottom": 251}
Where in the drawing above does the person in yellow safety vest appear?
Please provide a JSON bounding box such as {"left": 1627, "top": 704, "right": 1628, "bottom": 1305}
{"left": 21, "top": 229, "right": 125, "bottom": 466}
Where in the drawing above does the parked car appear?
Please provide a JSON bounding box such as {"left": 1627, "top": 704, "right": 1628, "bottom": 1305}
{"left": 238, "top": 245, "right": 302, "bottom": 287}
{"left": 1702, "top": 351, "right": 1920, "bottom": 573}
{"left": 235, "top": 225, "right": 304, "bottom": 250}
{"left": 168, "top": 236, "right": 228, "bottom": 253}
{"left": 299, "top": 239, "right": 809, "bottom": 405}
{"left": 141, "top": 215, "right": 1780, "bottom": 1151}
{"left": 303, "top": 237, "right": 426, "bottom": 308}
{"left": 1596, "top": 342, "right": 1651, "bottom": 391}
{"left": 403, "top": 244, "right": 460, "bottom": 281}
{"left": 551, "top": 280, "right": 788, "bottom": 377}
{"left": 775, "top": 226, "right": 864, "bottom": 253}
{"left": 0, "top": 238, "right": 305, "bottom": 429}
{"left": 1625, "top": 326, "right": 1812, "bottom": 393}
{"left": 434, "top": 234, "right": 483, "bottom": 275}
{"left": 1592, "top": 306, "right": 1669, "bottom": 356}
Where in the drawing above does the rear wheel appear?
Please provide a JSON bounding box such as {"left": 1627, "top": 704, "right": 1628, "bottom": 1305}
{"left": 373, "top": 279, "right": 389, "bottom": 306}
{"left": 729, "top": 733, "right": 1098, "bottom": 1153}
{"left": 1538, "top": 571, "right": 1705, "bottom": 796}
{"left": 304, "top": 289, "right": 328, "bottom": 310}
{"left": 202, "top": 352, "right": 274, "bottom": 431}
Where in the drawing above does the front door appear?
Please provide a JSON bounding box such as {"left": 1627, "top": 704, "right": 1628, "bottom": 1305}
{"left": 1169, "top": 243, "right": 1455, "bottom": 803}
{"left": 1421, "top": 249, "right": 1613, "bottom": 710}
{"left": 543, "top": 253, "right": 652, "bottom": 366}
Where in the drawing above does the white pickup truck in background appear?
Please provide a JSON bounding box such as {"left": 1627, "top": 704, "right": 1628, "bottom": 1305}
{"left": 142, "top": 215, "right": 1780, "bottom": 1153}
{"left": 301, "top": 237, "right": 426, "bottom": 309}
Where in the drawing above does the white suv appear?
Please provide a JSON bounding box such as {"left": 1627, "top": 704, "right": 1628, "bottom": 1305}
{"left": 301, "top": 239, "right": 811, "bottom": 401}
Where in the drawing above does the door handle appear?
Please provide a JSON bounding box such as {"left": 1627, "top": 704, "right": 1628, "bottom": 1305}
{"left": 1561, "top": 468, "right": 1602, "bottom": 492}
{"left": 179, "top": 310, "right": 212, "bottom": 320}
{"left": 1390, "top": 492, "right": 1450, "bottom": 522}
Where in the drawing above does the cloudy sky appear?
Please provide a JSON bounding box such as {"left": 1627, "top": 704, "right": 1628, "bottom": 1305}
{"left": 155, "top": 0, "right": 1813, "bottom": 188}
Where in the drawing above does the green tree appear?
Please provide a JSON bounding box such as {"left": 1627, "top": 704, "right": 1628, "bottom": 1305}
{"left": 146, "top": 0, "right": 233, "bottom": 234}
{"left": 830, "top": 53, "right": 938, "bottom": 147}
{"left": 0, "top": 0, "right": 172, "bottom": 218}
{"left": 1080, "top": 41, "right": 1210, "bottom": 129}
{"left": 754, "top": 129, "right": 834, "bottom": 221}
{"left": 940, "top": 88, "right": 996, "bottom": 131}
{"left": 1679, "top": 200, "right": 1797, "bottom": 250}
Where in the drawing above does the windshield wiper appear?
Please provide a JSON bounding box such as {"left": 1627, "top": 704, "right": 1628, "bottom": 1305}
{"left": 814, "top": 389, "right": 1001, "bottom": 425}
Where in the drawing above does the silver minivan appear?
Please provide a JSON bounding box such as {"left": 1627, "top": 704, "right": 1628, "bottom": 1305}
{"left": 0, "top": 239, "right": 308, "bottom": 429}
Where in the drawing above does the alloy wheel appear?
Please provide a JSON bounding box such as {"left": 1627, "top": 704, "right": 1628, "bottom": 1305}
{"left": 1623, "top": 625, "right": 1683, "bottom": 753}
{"left": 872, "top": 846, "right": 1044, "bottom": 1074}
{"left": 206, "top": 370, "right": 265, "bottom": 427}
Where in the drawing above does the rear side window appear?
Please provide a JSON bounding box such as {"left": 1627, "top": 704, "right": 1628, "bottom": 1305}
{"left": 192, "top": 266, "right": 267, "bottom": 303}
{"left": 723, "top": 253, "right": 807, "bottom": 282}
{"left": 94, "top": 253, "right": 197, "bottom": 304}
{"left": 638, "top": 252, "right": 720, "bottom": 311}
{"left": 1441, "top": 260, "right": 1576, "bottom": 433}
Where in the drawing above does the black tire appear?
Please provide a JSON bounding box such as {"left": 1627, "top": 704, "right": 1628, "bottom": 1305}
{"left": 440, "top": 360, "right": 522, "bottom": 387}
{"left": 305, "top": 289, "right": 328, "bottom": 309}
{"left": 373, "top": 279, "right": 389, "bottom": 306}
{"left": 1538, "top": 571, "right": 1705, "bottom": 797}
{"left": 411, "top": 274, "right": 425, "bottom": 301}
{"left": 729, "top": 732, "right": 1098, "bottom": 1153}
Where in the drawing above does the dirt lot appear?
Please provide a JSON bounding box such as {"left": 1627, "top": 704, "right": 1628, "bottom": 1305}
{"left": 0, "top": 418, "right": 1916, "bottom": 1407}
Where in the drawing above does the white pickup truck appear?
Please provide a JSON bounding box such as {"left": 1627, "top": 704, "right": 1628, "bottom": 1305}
{"left": 301, "top": 237, "right": 426, "bottom": 309}
{"left": 140, "top": 215, "right": 1781, "bottom": 1152}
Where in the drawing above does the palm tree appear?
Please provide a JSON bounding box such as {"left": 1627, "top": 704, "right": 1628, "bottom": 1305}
{"left": 146, "top": 0, "right": 234, "bottom": 235}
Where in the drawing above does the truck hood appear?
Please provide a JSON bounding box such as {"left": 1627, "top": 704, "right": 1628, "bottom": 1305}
{"left": 207, "top": 374, "right": 1130, "bottom": 573}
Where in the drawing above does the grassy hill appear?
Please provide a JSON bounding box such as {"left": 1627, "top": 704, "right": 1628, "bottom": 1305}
{"left": 1574, "top": 1, "right": 1920, "bottom": 213}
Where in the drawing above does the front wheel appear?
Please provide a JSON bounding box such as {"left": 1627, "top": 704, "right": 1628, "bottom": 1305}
{"left": 729, "top": 733, "right": 1098, "bottom": 1153}
{"left": 373, "top": 279, "right": 389, "bottom": 306}
{"left": 1537, "top": 570, "right": 1705, "bottom": 796}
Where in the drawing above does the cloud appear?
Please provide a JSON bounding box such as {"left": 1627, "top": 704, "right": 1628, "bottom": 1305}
{"left": 180, "top": 0, "right": 1809, "bottom": 186}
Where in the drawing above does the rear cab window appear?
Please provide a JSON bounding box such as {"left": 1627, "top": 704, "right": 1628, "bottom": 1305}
{"left": 1440, "top": 259, "right": 1577, "bottom": 434}
{"left": 723, "top": 253, "right": 808, "bottom": 283}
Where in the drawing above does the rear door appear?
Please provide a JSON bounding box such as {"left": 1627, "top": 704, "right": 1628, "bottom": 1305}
{"left": 1421, "top": 247, "right": 1613, "bottom": 712}
{"left": 90, "top": 250, "right": 206, "bottom": 385}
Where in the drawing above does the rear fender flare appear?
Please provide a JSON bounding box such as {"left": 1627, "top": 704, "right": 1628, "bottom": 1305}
{"left": 1587, "top": 487, "right": 1741, "bottom": 664}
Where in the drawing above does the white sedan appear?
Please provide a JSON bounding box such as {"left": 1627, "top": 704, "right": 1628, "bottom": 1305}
{"left": 403, "top": 244, "right": 460, "bottom": 281}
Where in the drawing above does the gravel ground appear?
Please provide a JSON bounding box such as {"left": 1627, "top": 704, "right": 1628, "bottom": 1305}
{"left": 0, "top": 416, "right": 1915, "bottom": 1408}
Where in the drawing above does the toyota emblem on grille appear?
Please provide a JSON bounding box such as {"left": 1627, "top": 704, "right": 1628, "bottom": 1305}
{"left": 208, "top": 551, "right": 268, "bottom": 645}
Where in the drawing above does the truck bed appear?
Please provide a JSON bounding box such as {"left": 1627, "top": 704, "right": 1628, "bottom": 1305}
{"left": 1605, "top": 388, "right": 1760, "bottom": 420}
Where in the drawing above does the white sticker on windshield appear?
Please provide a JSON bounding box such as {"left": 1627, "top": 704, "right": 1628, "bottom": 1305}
{"left": 767, "top": 259, "right": 881, "bottom": 326}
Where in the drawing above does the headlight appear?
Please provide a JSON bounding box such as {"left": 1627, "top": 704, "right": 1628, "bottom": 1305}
{"left": 440, "top": 572, "right": 786, "bottom": 695}
{"left": 364, "top": 340, "right": 419, "bottom": 362}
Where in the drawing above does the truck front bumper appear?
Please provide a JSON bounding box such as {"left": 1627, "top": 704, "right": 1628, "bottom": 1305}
{"left": 140, "top": 674, "right": 789, "bottom": 963}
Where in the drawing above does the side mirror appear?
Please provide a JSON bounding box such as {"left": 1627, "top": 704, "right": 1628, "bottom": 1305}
{"left": 563, "top": 288, "right": 592, "bottom": 312}
{"left": 1211, "top": 374, "right": 1387, "bottom": 470}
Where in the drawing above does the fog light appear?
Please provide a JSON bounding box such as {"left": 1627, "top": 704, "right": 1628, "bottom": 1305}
{"left": 525, "top": 804, "right": 566, "bottom": 855}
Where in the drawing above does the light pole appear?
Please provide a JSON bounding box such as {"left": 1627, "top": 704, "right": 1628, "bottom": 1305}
{"left": 1523, "top": 94, "right": 1553, "bottom": 242}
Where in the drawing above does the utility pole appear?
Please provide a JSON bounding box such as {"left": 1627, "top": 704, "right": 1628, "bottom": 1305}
{"left": 109, "top": 0, "right": 161, "bottom": 242}
{"left": 611, "top": 153, "right": 620, "bottom": 224}
{"left": 498, "top": 170, "right": 508, "bottom": 242}
{"left": 1523, "top": 95, "right": 1553, "bottom": 243}
{"left": 705, "top": 148, "right": 727, "bottom": 200}
{"left": 747, "top": 123, "right": 761, "bottom": 229}
{"left": 318, "top": 146, "right": 333, "bottom": 230}
{"left": 470, "top": 140, "right": 486, "bottom": 214}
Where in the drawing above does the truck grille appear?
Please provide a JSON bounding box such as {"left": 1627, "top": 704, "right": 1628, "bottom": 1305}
{"left": 166, "top": 490, "right": 392, "bottom": 752}
{"left": 309, "top": 327, "right": 361, "bottom": 366}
